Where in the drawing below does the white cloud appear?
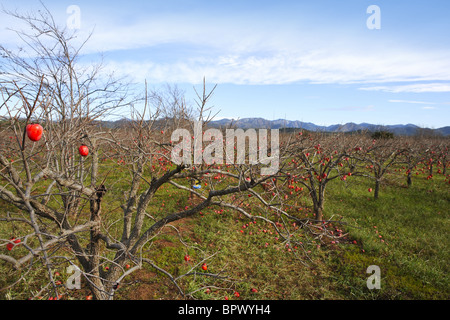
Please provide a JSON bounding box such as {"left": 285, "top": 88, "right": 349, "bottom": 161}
{"left": 360, "top": 83, "right": 450, "bottom": 93}
{"left": 98, "top": 49, "right": 450, "bottom": 87}
{"left": 388, "top": 100, "right": 436, "bottom": 104}
{"left": 321, "top": 105, "right": 375, "bottom": 112}
{"left": 3, "top": 3, "right": 450, "bottom": 88}
{"left": 60, "top": 6, "right": 450, "bottom": 87}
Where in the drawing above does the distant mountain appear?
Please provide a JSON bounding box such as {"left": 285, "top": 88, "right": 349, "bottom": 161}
{"left": 94, "top": 117, "right": 448, "bottom": 136}
{"left": 208, "top": 118, "right": 448, "bottom": 136}
{"left": 436, "top": 126, "right": 450, "bottom": 136}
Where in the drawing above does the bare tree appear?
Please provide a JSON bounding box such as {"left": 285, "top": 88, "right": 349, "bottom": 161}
{"left": 352, "top": 137, "right": 404, "bottom": 199}
{"left": 281, "top": 131, "right": 364, "bottom": 221}
{"left": 0, "top": 7, "right": 359, "bottom": 300}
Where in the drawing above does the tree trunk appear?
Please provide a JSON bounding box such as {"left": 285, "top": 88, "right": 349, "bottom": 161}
{"left": 314, "top": 206, "right": 323, "bottom": 222}
{"left": 374, "top": 179, "right": 380, "bottom": 199}
{"left": 87, "top": 190, "right": 108, "bottom": 300}
{"left": 314, "top": 185, "right": 325, "bottom": 221}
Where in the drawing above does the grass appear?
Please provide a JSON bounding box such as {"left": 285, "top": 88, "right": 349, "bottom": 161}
{"left": 154, "top": 170, "right": 449, "bottom": 300}
{"left": 319, "top": 173, "right": 449, "bottom": 299}
{"left": 0, "top": 158, "right": 449, "bottom": 300}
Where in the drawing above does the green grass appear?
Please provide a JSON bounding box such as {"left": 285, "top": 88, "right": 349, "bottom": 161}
{"left": 171, "top": 171, "right": 450, "bottom": 300}
{"left": 317, "top": 174, "right": 449, "bottom": 299}
{"left": 1, "top": 158, "right": 449, "bottom": 300}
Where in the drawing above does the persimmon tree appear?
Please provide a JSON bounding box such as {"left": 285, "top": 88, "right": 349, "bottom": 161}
{"left": 437, "top": 145, "right": 449, "bottom": 176}
{"left": 281, "top": 131, "right": 363, "bottom": 221}
{"left": 0, "top": 6, "right": 134, "bottom": 299}
{"left": 352, "top": 137, "right": 404, "bottom": 199}
{"left": 0, "top": 7, "right": 345, "bottom": 300}
{"left": 424, "top": 139, "right": 449, "bottom": 178}
{"left": 397, "top": 137, "right": 429, "bottom": 187}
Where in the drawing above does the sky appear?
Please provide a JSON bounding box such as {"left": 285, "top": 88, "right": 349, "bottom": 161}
{"left": 1, "top": 0, "right": 450, "bottom": 128}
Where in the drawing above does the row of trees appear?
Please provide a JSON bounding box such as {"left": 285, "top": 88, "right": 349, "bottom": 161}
{"left": 0, "top": 7, "right": 448, "bottom": 300}
{"left": 271, "top": 131, "right": 448, "bottom": 219}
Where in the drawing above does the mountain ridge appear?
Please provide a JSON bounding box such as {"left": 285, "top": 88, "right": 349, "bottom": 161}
{"left": 208, "top": 118, "right": 450, "bottom": 136}
{"left": 96, "top": 117, "right": 449, "bottom": 136}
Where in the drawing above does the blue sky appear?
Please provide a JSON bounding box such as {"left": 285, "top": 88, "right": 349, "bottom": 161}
{"left": 1, "top": 0, "right": 450, "bottom": 128}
